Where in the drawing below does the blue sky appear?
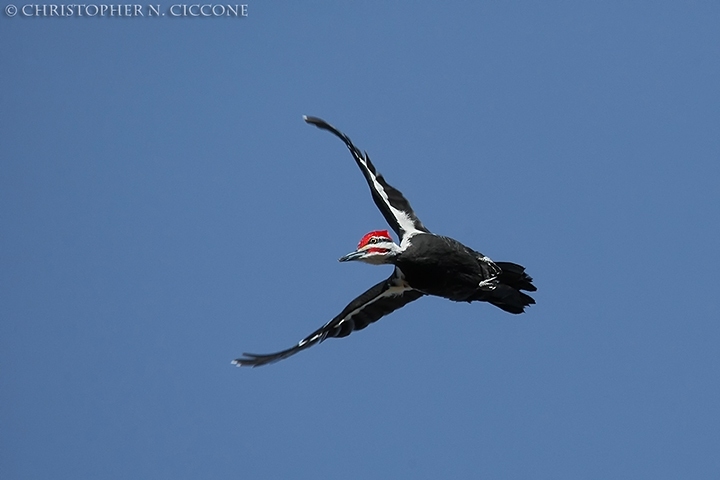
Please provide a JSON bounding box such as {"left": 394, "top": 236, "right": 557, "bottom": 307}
{"left": 2, "top": 2, "right": 719, "bottom": 478}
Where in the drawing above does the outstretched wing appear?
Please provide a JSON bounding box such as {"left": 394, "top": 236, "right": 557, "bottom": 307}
{"left": 233, "top": 269, "right": 424, "bottom": 367}
{"left": 304, "top": 115, "right": 430, "bottom": 242}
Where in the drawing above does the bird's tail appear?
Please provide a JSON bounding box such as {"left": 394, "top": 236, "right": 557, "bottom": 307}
{"left": 474, "top": 261, "right": 536, "bottom": 314}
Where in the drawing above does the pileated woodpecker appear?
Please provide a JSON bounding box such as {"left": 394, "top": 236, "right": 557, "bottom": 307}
{"left": 233, "top": 116, "right": 536, "bottom": 367}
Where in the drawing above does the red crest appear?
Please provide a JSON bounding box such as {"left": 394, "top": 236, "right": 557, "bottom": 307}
{"left": 357, "top": 230, "right": 392, "bottom": 248}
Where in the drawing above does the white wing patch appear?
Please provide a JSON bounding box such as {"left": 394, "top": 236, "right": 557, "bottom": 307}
{"left": 361, "top": 155, "right": 422, "bottom": 239}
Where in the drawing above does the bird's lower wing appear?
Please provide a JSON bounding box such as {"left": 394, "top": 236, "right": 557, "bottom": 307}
{"left": 304, "top": 115, "right": 430, "bottom": 241}
{"left": 233, "top": 273, "right": 424, "bottom": 367}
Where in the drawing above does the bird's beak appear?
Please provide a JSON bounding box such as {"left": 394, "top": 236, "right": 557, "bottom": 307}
{"left": 339, "top": 249, "right": 366, "bottom": 262}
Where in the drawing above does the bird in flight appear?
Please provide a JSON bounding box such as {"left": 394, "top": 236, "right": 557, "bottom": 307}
{"left": 233, "top": 116, "right": 536, "bottom": 367}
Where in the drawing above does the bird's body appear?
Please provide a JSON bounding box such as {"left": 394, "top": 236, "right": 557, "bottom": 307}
{"left": 394, "top": 233, "right": 495, "bottom": 302}
{"left": 233, "top": 116, "right": 536, "bottom": 367}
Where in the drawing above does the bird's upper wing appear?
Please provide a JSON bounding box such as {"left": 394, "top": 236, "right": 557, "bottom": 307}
{"left": 233, "top": 269, "right": 424, "bottom": 367}
{"left": 304, "top": 116, "right": 430, "bottom": 241}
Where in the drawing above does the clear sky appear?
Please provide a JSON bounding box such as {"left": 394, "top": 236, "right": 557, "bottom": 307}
{"left": 2, "top": 2, "right": 720, "bottom": 479}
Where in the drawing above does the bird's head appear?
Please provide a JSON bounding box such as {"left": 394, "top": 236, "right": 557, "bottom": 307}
{"left": 339, "top": 230, "right": 400, "bottom": 265}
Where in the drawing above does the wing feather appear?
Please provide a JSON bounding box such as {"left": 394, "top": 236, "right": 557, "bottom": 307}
{"left": 233, "top": 270, "right": 423, "bottom": 367}
{"left": 304, "top": 115, "right": 429, "bottom": 241}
